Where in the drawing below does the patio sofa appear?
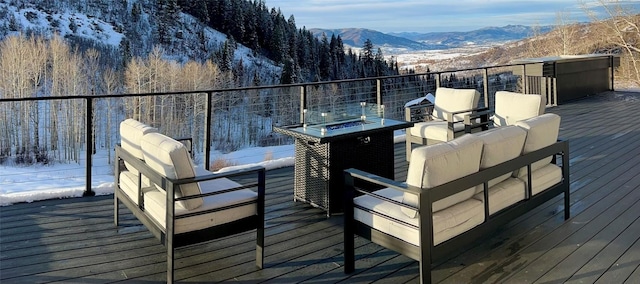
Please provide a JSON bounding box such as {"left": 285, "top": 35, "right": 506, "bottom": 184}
{"left": 343, "top": 113, "right": 569, "bottom": 283}
{"left": 114, "top": 119, "right": 265, "bottom": 283}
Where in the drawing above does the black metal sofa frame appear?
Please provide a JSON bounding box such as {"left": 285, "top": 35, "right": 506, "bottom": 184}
{"left": 344, "top": 139, "right": 569, "bottom": 284}
{"left": 114, "top": 144, "right": 266, "bottom": 283}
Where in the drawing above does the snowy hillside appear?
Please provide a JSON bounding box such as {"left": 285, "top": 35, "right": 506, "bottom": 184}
{"left": 0, "top": 0, "right": 280, "bottom": 82}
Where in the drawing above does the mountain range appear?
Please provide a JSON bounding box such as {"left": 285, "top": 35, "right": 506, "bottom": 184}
{"left": 311, "top": 25, "right": 554, "bottom": 53}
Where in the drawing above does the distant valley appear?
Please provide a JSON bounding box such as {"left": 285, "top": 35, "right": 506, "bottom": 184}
{"left": 311, "top": 25, "right": 554, "bottom": 54}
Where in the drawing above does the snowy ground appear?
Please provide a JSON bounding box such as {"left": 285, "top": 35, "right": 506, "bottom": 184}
{"left": 0, "top": 131, "right": 407, "bottom": 206}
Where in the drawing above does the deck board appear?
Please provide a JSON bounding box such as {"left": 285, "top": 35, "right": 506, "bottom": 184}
{"left": 2, "top": 90, "right": 640, "bottom": 283}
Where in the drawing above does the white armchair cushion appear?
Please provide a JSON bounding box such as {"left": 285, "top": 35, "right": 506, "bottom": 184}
{"left": 474, "top": 177, "right": 525, "bottom": 214}
{"left": 142, "top": 178, "right": 257, "bottom": 233}
{"left": 494, "top": 91, "right": 546, "bottom": 127}
{"left": 119, "top": 119, "right": 157, "bottom": 179}
{"left": 513, "top": 113, "right": 561, "bottom": 178}
{"left": 354, "top": 188, "right": 484, "bottom": 246}
{"left": 402, "top": 134, "right": 483, "bottom": 217}
{"left": 409, "top": 120, "right": 467, "bottom": 142}
{"left": 141, "top": 132, "right": 203, "bottom": 210}
{"left": 474, "top": 126, "right": 527, "bottom": 192}
{"left": 431, "top": 87, "right": 481, "bottom": 122}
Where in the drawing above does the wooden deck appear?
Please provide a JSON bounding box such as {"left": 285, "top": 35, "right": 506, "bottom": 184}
{"left": 2, "top": 90, "right": 640, "bottom": 283}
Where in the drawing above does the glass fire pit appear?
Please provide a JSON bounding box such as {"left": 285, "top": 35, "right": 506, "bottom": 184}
{"left": 273, "top": 102, "right": 413, "bottom": 216}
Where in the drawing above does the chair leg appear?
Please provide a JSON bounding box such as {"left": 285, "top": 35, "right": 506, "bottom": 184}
{"left": 344, "top": 224, "right": 355, "bottom": 273}
{"left": 167, "top": 244, "right": 174, "bottom": 283}
{"left": 343, "top": 175, "right": 355, "bottom": 273}
{"left": 256, "top": 226, "right": 264, "bottom": 269}
{"left": 114, "top": 194, "right": 119, "bottom": 226}
{"left": 419, "top": 260, "right": 432, "bottom": 284}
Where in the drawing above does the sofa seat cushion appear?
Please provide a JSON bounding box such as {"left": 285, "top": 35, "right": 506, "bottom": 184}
{"left": 513, "top": 113, "right": 561, "bottom": 178}
{"left": 354, "top": 188, "right": 485, "bottom": 246}
{"left": 403, "top": 134, "right": 483, "bottom": 217}
{"left": 141, "top": 177, "right": 257, "bottom": 234}
{"left": 410, "top": 120, "right": 467, "bottom": 142}
{"left": 520, "top": 164, "right": 563, "bottom": 195}
{"left": 474, "top": 177, "right": 526, "bottom": 214}
{"left": 474, "top": 126, "right": 526, "bottom": 193}
{"left": 493, "top": 91, "right": 546, "bottom": 127}
{"left": 141, "top": 132, "right": 203, "bottom": 210}
{"left": 119, "top": 171, "right": 155, "bottom": 204}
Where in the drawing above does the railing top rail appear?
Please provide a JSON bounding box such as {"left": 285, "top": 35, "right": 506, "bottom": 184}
{"left": 0, "top": 61, "right": 556, "bottom": 102}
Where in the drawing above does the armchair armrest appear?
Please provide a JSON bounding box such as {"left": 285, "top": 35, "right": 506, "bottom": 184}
{"left": 444, "top": 106, "right": 485, "bottom": 122}
{"left": 405, "top": 103, "right": 435, "bottom": 123}
{"left": 171, "top": 166, "right": 265, "bottom": 200}
{"left": 344, "top": 168, "right": 421, "bottom": 213}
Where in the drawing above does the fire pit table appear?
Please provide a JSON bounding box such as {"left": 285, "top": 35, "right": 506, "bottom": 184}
{"left": 273, "top": 104, "right": 413, "bottom": 216}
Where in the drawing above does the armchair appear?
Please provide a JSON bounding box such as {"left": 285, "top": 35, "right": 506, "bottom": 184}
{"left": 114, "top": 119, "right": 265, "bottom": 283}
{"left": 405, "top": 87, "right": 485, "bottom": 161}
{"left": 483, "top": 91, "right": 547, "bottom": 127}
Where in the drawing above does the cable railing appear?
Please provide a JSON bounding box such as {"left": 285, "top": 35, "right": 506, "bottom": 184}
{"left": 0, "top": 59, "right": 616, "bottom": 198}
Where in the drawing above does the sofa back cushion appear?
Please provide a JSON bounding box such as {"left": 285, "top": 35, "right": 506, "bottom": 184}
{"left": 141, "top": 132, "right": 203, "bottom": 210}
{"left": 120, "top": 119, "right": 157, "bottom": 177}
{"left": 431, "top": 87, "right": 480, "bottom": 122}
{"left": 402, "top": 134, "right": 484, "bottom": 217}
{"left": 513, "top": 113, "right": 561, "bottom": 177}
{"left": 494, "top": 91, "right": 546, "bottom": 127}
{"left": 475, "top": 125, "right": 527, "bottom": 192}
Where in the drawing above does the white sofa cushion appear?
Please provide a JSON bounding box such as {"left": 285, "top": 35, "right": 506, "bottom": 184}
{"left": 431, "top": 87, "right": 480, "bottom": 122}
{"left": 402, "top": 134, "right": 483, "bottom": 217}
{"left": 410, "top": 120, "right": 467, "bottom": 142}
{"left": 474, "top": 177, "right": 526, "bottom": 214}
{"left": 522, "top": 163, "right": 563, "bottom": 195}
{"left": 119, "top": 119, "right": 157, "bottom": 180}
{"left": 474, "top": 126, "right": 527, "bottom": 193}
{"left": 354, "top": 188, "right": 484, "bottom": 246}
{"left": 139, "top": 178, "right": 257, "bottom": 233}
{"left": 141, "top": 132, "right": 203, "bottom": 210}
{"left": 513, "top": 113, "right": 561, "bottom": 178}
{"left": 118, "top": 171, "right": 156, "bottom": 204}
{"left": 494, "top": 91, "right": 546, "bottom": 127}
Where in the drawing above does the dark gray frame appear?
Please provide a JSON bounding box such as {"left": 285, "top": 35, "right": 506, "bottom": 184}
{"left": 344, "top": 139, "right": 570, "bottom": 284}
{"left": 114, "top": 145, "right": 266, "bottom": 283}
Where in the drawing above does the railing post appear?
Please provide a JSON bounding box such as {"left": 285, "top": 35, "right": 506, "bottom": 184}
{"left": 84, "top": 97, "right": 95, "bottom": 197}
{"left": 376, "top": 79, "right": 382, "bottom": 106}
{"left": 482, "top": 68, "right": 489, "bottom": 108}
{"left": 521, "top": 64, "right": 527, "bottom": 94}
{"left": 300, "top": 85, "right": 307, "bottom": 123}
{"left": 435, "top": 73, "right": 441, "bottom": 88}
{"left": 204, "top": 92, "right": 213, "bottom": 171}
{"left": 552, "top": 62, "right": 558, "bottom": 106}
{"left": 610, "top": 55, "right": 615, "bottom": 91}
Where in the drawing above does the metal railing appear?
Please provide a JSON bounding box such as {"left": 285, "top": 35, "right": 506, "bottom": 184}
{"left": 0, "top": 59, "right": 617, "bottom": 197}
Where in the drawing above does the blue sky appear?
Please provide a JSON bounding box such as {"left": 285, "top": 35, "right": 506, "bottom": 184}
{"left": 265, "top": 0, "right": 640, "bottom": 33}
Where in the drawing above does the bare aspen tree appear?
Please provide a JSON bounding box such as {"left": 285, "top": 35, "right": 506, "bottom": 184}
{"left": 84, "top": 49, "right": 101, "bottom": 155}
{"left": 102, "top": 67, "right": 121, "bottom": 163}
{"left": 0, "top": 35, "right": 35, "bottom": 162}
{"left": 583, "top": 0, "right": 640, "bottom": 85}
{"left": 554, "top": 11, "right": 580, "bottom": 55}
{"left": 124, "top": 58, "right": 148, "bottom": 120}
{"left": 49, "top": 35, "right": 72, "bottom": 160}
